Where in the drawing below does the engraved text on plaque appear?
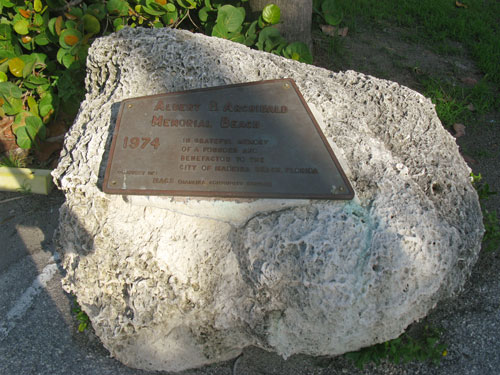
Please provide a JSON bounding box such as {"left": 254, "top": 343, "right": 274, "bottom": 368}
{"left": 103, "top": 79, "right": 354, "bottom": 199}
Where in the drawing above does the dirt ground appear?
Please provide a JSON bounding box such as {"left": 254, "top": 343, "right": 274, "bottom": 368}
{"left": 313, "top": 23, "right": 499, "bottom": 222}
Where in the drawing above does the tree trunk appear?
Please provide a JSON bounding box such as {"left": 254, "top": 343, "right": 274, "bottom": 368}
{"left": 248, "top": 0, "right": 312, "bottom": 48}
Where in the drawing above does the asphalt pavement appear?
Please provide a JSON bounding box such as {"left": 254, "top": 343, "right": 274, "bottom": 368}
{"left": 1, "top": 187, "right": 499, "bottom": 375}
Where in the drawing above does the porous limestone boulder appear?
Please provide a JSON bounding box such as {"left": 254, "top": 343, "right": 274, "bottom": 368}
{"left": 52, "top": 27, "right": 483, "bottom": 372}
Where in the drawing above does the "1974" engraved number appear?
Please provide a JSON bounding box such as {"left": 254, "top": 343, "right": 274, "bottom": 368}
{"left": 123, "top": 136, "right": 160, "bottom": 150}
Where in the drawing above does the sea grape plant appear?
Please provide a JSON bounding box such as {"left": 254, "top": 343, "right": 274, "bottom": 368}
{"left": 0, "top": 0, "right": 312, "bottom": 151}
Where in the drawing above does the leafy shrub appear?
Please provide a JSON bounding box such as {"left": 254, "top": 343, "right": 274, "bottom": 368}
{"left": 313, "top": 0, "right": 343, "bottom": 26}
{"left": 0, "top": 0, "right": 312, "bottom": 153}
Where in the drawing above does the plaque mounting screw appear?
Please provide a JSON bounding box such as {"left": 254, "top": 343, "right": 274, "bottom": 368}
{"left": 339, "top": 186, "right": 345, "bottom": 192}
{"left": 127, "top": 104, "right": 133, "bottom": 108}
{"left": 111, "top": 181, "right": 117, "bottom": 185}
{"left": 283, "top": 83, "right": 290, "bottom": 89}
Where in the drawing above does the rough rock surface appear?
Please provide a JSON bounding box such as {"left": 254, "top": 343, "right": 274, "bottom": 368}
{"left": 52, "top": 27, "right": 483, "bottom": 372}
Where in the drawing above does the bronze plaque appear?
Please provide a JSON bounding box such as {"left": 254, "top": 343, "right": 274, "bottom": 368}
{"left": 103, "top": 79, "right": 354, "bottom": 199}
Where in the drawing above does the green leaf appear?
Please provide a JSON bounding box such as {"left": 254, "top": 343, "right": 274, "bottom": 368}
{"left": 322, "top": 0, "right": 343, "bottom": 26}
{"left": 0, "top": 71, "right": 7, "bottom": 82}
{"left": 229, "top": 33, "right": 245, "bottom": 43}
{"left": 284, "top": 42, "right": 313, "bottom": 63}
{"left": 59, "top": 29, "right": 82, "bottom": 48}
{"left": 244, "top": 20, "right": 258, "bottom": 46}
{"left": 78, "top": 322, "right": 87, "bottom": 332}
{"left": 106, "top": 0, "right": 129, "bottom": 16}
{"left": 113, "top": 18, "right": 124, "bottom": 29}
{"left": 209, "top": 0, "right": 226, "bottom": 8}
{"left": 245, "top": 19, "right": 257, "bottom": 37}
{"left": 33, "top": 14, "right": 44, "bottom": 27}
{"left": 235, "top": 6, "right": 245, "bottom": 20}
{"left": 29, "top": 53, "right": 48, "bottom": 65}
{"left": 62, "top": 53, "right": 76, "bottom": 69}
{"left": 20, "top": 54, "right": 36, "bottom": 77}
{"left": 34, "top": 0, "right": 43, "bottom": 12}
{"left": 0, "top": 50, "right": 16, "bottom": 60}
{"left": 13, "top": 126, "right": 33, "bottom": 149}
{"left": 8, "top": 57, "right": 24, "bottom": 77}
{"left": 34, "top": 32, "right": 50, "bottom": 46}
{"left": 66, "top": 19, "right": 77, "bottom": 28}
{"left": 142, "top": 5, "right": 166, "bottom": 16}
{"left": 0, "top": 24, "right": 13, "bottom": 41}
{"left": 0, "top": 58, "right": 7, "bottom": 70}
{"left": 262, "top": 4, "right": 280, "bottom": 25}
{"left": 25, "top": 115, "right": 46, "bottom": 141}
{"left": 162, "top": 10, "right": 178, "bottom": 25}
{"left": 256, "top": 26, "right": 283, "bottom": 51}
{"left": 0, "top": 81, "right": 22, "bottom": 98}
{"left": 13, "top": 20, "right": 30, "bottom": 35}
{"left": 82, "top": 14, "right": 100, "bottom": 34}
{"left": 3, "top": 97, "right": 23, "bottom": 115}
{"left": 1, "top": 0, "right": 16, "bottom": 8}
{"left": 272, "top": 39, "right": 287, "bottom": 55}
{"left": 14, "top": 119, "right": 45, "bottom": 148}
{"left": 149, "top": 0, "right": 172, "bottom": 13}
{"left": 25, "top": 74, "right": 49, "bottom": 86}
{"left": 13, "top": 111, "right": 32, "bottom": 132}
{"left": 39, "top": 93, "right": 53, "bottom": 117}
{"left": 176, "top": 0, "right": 196, "bottom": 9}
{"left": 56, "top": 47, "right": 68, "bottom": 65}
{"left": 76, "top": 44, "right": 89, "bottom": 61}
{"left": 68, "top": 7, "right": 83, "bottom": 19}
{"left": 216, "top": 5, "right": 244, "bottom": 33}
{"left": 244, "top": 34, "right": 256, "bottom": 46}
{"left": 198, "top": 6, "right": 210, "bottom": 22}
{"left": 211, "top": 22, "right": 229, "bottom": 38}
{"left": 0, "top": 48, "right": 9, "bottom": 62}
{"left": 257, "top": 14, "right": 266, "bottom": 28}
{"left": 19, "top": 35, "right": 34, "bottom": 51}
{"left": 0, "top": 60, "right": 9, "bottom": 74}
{"left": 87, "top": 4, "right": 107, "bottom": 20}
{"left": 47, "top": 17, "right": 57, "bottom": 36}
{"left": 27, "top": 96, "right": 38, "bottom": 116}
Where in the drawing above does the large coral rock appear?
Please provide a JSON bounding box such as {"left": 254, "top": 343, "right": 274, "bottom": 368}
{"left": 53, "top": 27, "right": 483, "bottom": 372}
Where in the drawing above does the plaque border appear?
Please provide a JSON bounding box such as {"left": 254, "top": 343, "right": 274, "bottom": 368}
{"left": 102, "top": 79, "right": 354, "bottom": 200}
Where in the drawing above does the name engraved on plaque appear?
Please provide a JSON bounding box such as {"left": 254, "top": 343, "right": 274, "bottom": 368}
{"left": 103, "top": 79, "right": 354, "bottom": 199}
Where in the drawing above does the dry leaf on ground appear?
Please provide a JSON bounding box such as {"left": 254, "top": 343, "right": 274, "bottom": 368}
{"left": 453, "top": 123, "right": 466, "bottom": 138}
{"left": 455, "top": 1, "right": 468, "bottom": 8}
{"left": 461, "top": 154, "right": 477, "bottom": 164}
{"left": 467, "top": 103, "right": 476, "bottom": 112}
{"left": 321, "top": 24, "right": 336, "bottom": 37}
{"left": 338, "top": 27, "right": 349, "bottom": 37}
{"left": 320, "top": 25, "right": 348, "bottom": 37}
{"left": 461, "top": 76, "right": 478, "bottom": 86}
